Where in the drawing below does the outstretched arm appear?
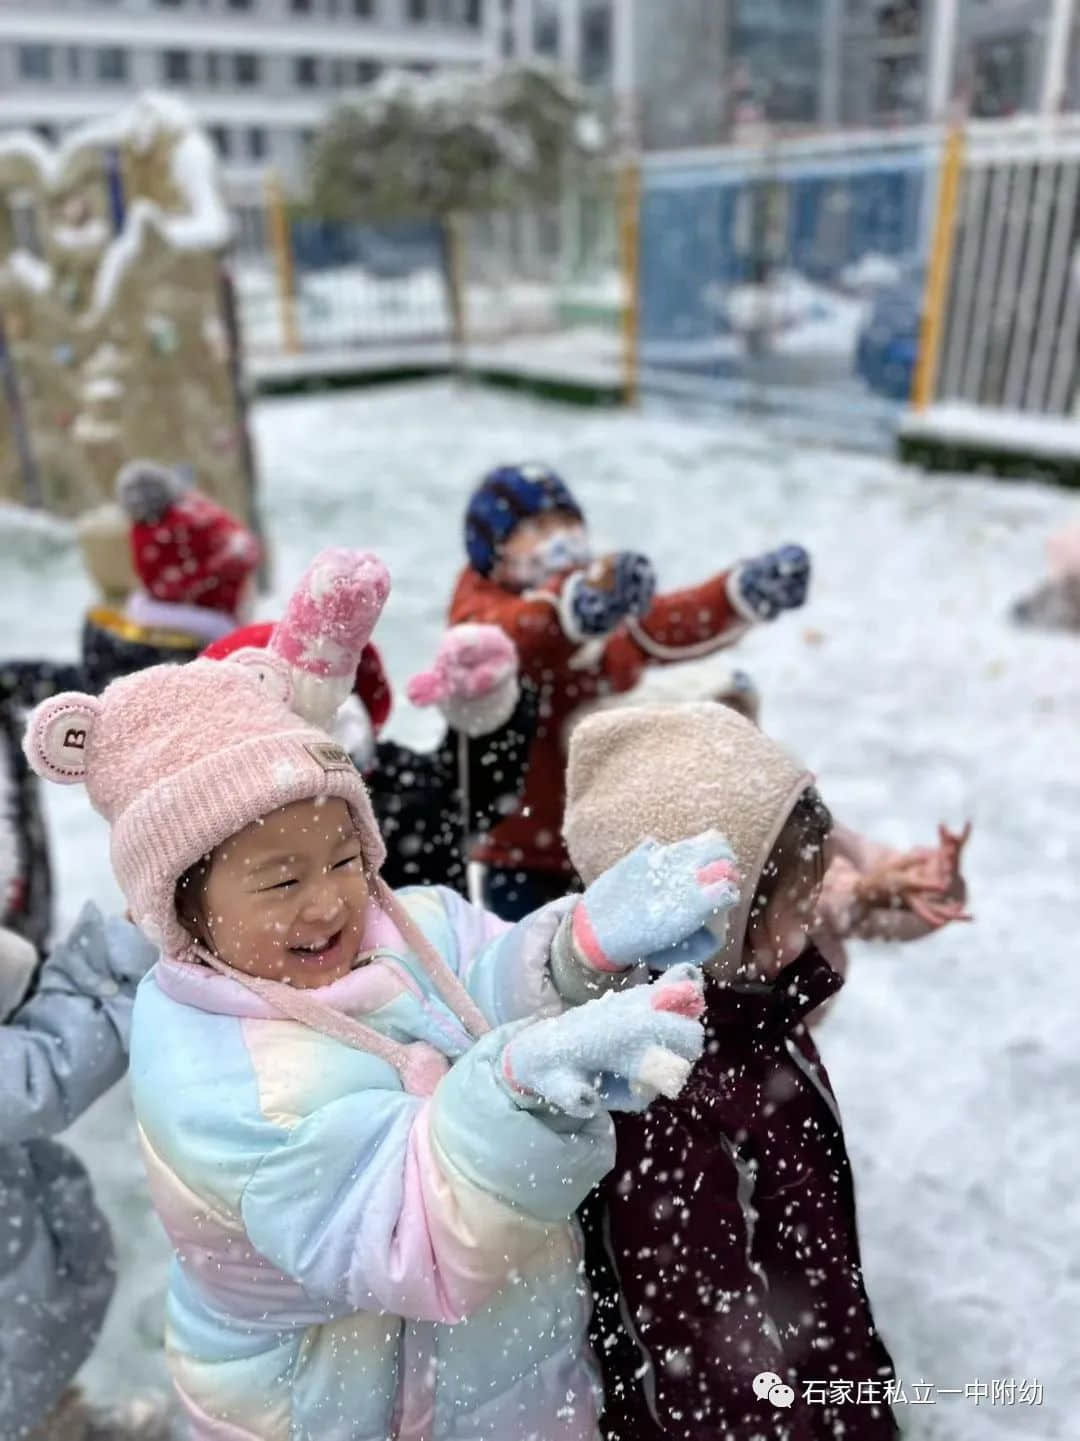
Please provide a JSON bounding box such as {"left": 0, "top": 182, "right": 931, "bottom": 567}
{"left": 603, "top": 545, "right": 811, "bottom": 683}
{"left": 821, "top": 823, "right": 972, "bottom": 943}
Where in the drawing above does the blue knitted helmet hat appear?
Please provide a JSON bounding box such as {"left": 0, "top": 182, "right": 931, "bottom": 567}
{"left": 465, "top": 463, "right": 585, "bottom": 576}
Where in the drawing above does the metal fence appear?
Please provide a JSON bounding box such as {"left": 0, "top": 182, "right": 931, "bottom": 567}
{"left": 635, "top": 127, "right": 934, "bottom": 449}
{"left": 224, "top": 175, "right": 622, "bottom": 377}
{"left": 936, "top": 118, "right": 1080, "bottom": 419}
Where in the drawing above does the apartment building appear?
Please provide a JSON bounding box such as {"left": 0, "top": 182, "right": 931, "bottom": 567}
{"left": 0, "top": 0, "right": 491, "bottom": 181}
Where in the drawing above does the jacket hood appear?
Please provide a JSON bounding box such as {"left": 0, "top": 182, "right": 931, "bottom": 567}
{"left": 563, "top": 702, "right": 812, "bottom": 968}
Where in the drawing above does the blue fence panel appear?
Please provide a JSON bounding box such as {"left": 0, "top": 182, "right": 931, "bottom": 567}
{"left": 639, "top": 141, "right": 935, "bottom": 448}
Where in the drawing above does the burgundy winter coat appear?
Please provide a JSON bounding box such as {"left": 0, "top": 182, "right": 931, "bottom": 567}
{"left": 581, "top": 946, "right": 900, "bottom": 1441}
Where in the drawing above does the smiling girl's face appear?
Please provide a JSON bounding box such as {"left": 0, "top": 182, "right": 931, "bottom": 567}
{"left": 179, "top": 796, "right": 371, "bottom": 988}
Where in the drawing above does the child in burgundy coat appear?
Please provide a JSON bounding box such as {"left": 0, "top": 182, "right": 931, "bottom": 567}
{"left": 560, "top": 702, "right": 904, "bottom": 1441}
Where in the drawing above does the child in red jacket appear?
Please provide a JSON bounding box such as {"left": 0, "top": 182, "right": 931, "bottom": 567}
{"left": 450, "top": 463, "right": 812, "bottom": 920}
{"left": 116, "top": 459, "right": 261, "bottom": 645}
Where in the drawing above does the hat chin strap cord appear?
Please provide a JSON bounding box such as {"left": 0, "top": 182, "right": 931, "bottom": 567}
{"left": 189, "top": 877, "right": 491, "bottom": 1089}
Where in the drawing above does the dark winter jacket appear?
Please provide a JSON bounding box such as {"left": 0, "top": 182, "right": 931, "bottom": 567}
{"left": 0, "top": 606, "right": 202, "bottom": 713}
{"left": 0, "top": 699, "right": 51, "bottom": 956}
{"left": 367, "top": 677, "right": 538, "bottom": 894}
{"left": 581, "top": 947, "right": 899, "bottom": 1441}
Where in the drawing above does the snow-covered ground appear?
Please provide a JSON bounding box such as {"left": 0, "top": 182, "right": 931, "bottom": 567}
{"left": 8, "top": 382, "right": 1078, "bottom": 1437}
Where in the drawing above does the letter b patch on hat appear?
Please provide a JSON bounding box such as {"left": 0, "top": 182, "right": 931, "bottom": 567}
{"left": 24, "top": 693, "right": 103, "bottom": 785}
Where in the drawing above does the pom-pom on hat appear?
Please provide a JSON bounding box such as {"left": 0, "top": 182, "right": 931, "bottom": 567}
{"left": 465, "top": 463, "right": 584, "bottom": 576}
{"left": 23, "top": 656, "right": 386, "bottom": 956}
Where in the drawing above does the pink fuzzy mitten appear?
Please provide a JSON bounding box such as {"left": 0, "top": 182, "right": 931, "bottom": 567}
{"left": 406, "top": 624, "right": 520, "bottom": 738}
{"left": 270, "top": 548, "right": 391, "bottom": 728}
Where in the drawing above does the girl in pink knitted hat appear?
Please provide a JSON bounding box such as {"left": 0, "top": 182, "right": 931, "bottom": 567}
{"left": 23, "top": 553, "right": 745, "bottom": 1441}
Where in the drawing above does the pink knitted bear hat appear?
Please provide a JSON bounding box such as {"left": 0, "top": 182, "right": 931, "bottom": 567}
{"left": 23, "top": 655, "right": 386, "bottom": 957}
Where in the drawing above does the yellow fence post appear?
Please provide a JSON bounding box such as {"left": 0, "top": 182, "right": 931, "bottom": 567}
{"left": 265, "top": 170, "right": 300, "bottom": 356}
{"left": 617, "top": 158, "right": 641, "bottom": 408}
{"left": 911, "top": 122, "right": 965, "bottom": 412}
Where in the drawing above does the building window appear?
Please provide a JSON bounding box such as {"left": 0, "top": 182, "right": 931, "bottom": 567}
{"left": 971, "top": 33, "right": 1032, "bottom": 118}
{"left": 157, "top": 0, "right": 185, "bottom": 7}
{"left": 356, "top": 59, "right": 381, "bottom": 83}
{"left": 465, "top": 0, "right": 481, "bottom": 24}
{"left": 290, "top": 0, "right": 313, "bottom": 12}
{"left": 872, "top": 52, "right": 922, "bottom": 119}
{"left": 354, "top": 0, "right": 375, "bottom": 15}
{"left": 162, "top": 50, "right": 192, "bottom": 84}
{"left": 501, "top": 25, "right": 515, "bottom": 57}
{"left": 295, "top": 55, "right": 319, "bottom": 86}
{"left": 581, "top": 1, "right": 612, "bottom": 85}
{"left": 210, "top": 125, "right": 230, "bottom": 158}
{"left": 226, "top": 0, "right": 253, "bottom": 8}
{"left": 877, "top": 1, "right": 922, "bottom": 41}
{"left": 205, "top": 53, "right": 219, "bottom": 85}
{"left": 234, "top": 53, "right": 260, "bottom": 85}
{"left": 407, "top": 0, "right": 429, "bottom": 20}
{"left": 97, "top": 48, "right": 128, "bottom": 83}
{"left": 67, "top": 47, "right": 81, "bottom": 81}
{"left": 18, "top": 45, "right": 53, "bottom": 81}
{"left": 246, "top": 127, "right": 267, "bottom": 161}
{"left": 533, "top": 0, "right": 558, "bottom": 55}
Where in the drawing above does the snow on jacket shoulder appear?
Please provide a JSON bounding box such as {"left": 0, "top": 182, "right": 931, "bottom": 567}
{"left": 130, "top": 885, "right": 612, "bottom": 1441}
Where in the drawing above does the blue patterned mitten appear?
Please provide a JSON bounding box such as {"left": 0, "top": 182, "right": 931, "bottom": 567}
{"left": 565, "top": 551, "right": 657, "bottom": 638}
{"left": 732, "top": 543, "right": 812, "bottom": 621}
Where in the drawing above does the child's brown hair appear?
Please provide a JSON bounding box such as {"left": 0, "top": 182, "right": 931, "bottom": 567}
{"left": 746, "top": 785, "right": 833, "bottom": 936}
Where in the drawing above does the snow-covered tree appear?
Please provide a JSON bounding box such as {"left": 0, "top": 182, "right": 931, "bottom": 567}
{"left": 310, "top": 64, "right": 605, "bottom": 363}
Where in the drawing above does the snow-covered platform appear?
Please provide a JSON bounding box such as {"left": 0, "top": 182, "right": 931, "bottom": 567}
{"left": 900, "top": 402, "right": 1080, "bottom": 488}
{"left": 247, "top": 328, "right": 624, "bottom": 405}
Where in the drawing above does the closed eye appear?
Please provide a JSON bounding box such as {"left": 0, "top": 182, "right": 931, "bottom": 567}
{"left": 259, "top": 877, "right": 298, "bottom": 893}
{"left": 332, "top": 853, "right": 362, "bottom": 871}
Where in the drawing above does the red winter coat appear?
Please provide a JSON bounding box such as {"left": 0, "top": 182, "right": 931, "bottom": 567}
{"left": 131, "top": 492, "right": 261, "bottom": 618}
{"left": 448, "top": 565, "right": 751, "bottom": 875}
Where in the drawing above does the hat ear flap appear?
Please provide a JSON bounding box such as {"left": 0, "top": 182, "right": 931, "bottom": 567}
{"left": 23, "top": 693, "right": 102, "bottom": 785}
{"left": 226, "top": 648, "right": 293, "bottom": 706}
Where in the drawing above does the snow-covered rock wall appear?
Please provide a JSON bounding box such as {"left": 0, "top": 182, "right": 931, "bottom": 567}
{"left": 0, "top": 93, "right": 254, "bottom": 526}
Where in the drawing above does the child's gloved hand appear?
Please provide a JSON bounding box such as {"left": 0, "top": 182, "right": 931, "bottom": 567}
{"left": 406, "top": 623, "right": 520, "bottom": 738}
{"left": 571, "top": 831, "right": 740, "bottom": 975}
{"left": 501, "top": 964, "right": 706, "bottom": 1118}
{"left": 273, "top": 547, "right": 391, "bottom": 680}
{"left": 565, "top": 551, "right": 657, "bottom": 638}
{"left": 857, "top": 822, "right": 973, "bottom": 928}
{"left": 732, "top": 543, "right": 811, "bottom": 621}
{"left": 270, "top": 548, "right": 391, "bottom": 727}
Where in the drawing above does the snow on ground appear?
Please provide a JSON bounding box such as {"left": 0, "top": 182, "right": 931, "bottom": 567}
{"left": 9, "top": 381, "right": 1078, "bottom": 1436}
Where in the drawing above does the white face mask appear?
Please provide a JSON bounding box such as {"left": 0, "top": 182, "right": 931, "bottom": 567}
{"left": 503, "top": 527, "right": 592, "bottom": 590}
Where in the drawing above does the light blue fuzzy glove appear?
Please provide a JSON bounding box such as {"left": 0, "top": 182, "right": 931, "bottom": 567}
{"left": 571, "top": 830, "right": 740, "bottom": 980}
{"left": 501, "top": 964, "right": 706, "bottom": 1119}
